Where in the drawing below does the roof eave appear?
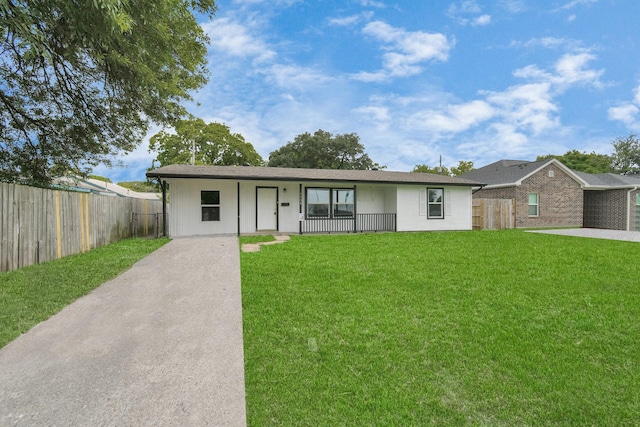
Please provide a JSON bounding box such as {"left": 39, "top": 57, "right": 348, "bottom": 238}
{"left": 145, "top": 171, "right": 482, "bottom": 187}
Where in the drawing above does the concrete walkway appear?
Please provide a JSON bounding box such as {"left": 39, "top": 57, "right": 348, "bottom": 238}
{"left": 0, "top": 236, "right": 246, "bottom": 426}
{"left": 527, "top": 228, "right": 640, "bottom": 242}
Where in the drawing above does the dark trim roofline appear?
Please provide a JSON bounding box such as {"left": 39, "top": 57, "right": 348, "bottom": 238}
{"left": 146, "top": 171, "right": 479, "bottom": 186}
{"left": 146, "top": 165, "right": 484, "bottom": 187}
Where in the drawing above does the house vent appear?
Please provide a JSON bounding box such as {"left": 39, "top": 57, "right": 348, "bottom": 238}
{"left": 548, "top": 170, "right": 555, "bottom": 178}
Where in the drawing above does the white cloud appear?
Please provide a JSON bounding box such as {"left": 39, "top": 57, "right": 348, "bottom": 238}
{"left": 553, "top": 52, "right": 603, "bottom": 88}
{"left": 513, "top": 52, "right": 603, "bottom": 90}
{"left": 633, "top": 86, "right": 640, "bottom": 105}
{"left": 448, "top": 1, "right": 491, "bottom": 26}
{"left": 608, "top": 104, "right": 640, "bottom": 124}
{"left": 201, "top": 17, "right": 276, "bottom": 63}
{"left": 608, "top": 84, "right": 640, "bottom": 130}
{"left": 472, "top": 14, "right": 492, "bottom": 26}
{"left": 356, "top": 0, "right": 386, "bottom": 7}
{"left": 328, "top": 13, "right": 373, "bottom": 27}
{"left": 352, "top": 106, "right": 391, "bottom": 124}
{"left": 510, "top": 36, "right": 585, "bottom": 51}
{"left": 556, "top": 0, "right": 598, "bottom": 11}
{"left": 262, "top": 64, "right": 335, "bottom": 90}
{"left": 499, "top": 0, "right": 526, "bottom": 13}
{"left": 355, "top": 21, "right": 452, "bottom": 80}
{"left": 448, "top": 0, "right": 481, "bottom": 15}
{"left": 486, "top": 82, "right": 559, "bottom": 135}
{"left": 408, "top": 100, "right": 495, "bottom": 134}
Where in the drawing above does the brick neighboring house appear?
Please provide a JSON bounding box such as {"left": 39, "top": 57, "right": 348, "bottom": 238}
{"left": 461, "top": 159, "right": 640, "bottom": 230}
{"left": 574, "top": 171, "right": 640, "bottom": 231}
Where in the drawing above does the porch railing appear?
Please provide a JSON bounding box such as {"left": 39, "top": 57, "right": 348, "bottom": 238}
{"left": 301, "top": 213, "right": 396, "bottom": 234}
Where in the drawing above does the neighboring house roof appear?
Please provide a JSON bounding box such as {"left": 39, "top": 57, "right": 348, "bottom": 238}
{"left": 53, "top": 177, "right": 161, "bottom": 200}
{"left": 146, "top": 165, "right": 485, "bottom": 187}
{"left": 460, "top": 159, "right": 551, "bottom": 186}
{"left": 460, "top": 159, "right": 586, "bottom": 188}
{"left": 573, "top": 171, "right": 640, "bottom": 189}
{"left": 460, "top": 158, "right": 640, "bottom": 190}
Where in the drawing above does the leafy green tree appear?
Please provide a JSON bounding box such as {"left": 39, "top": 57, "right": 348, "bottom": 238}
{"left": 0, "top": 0, "right": 216, "bottom": 186}
{"left": 412, "top": 164, "right": 450, "bottom": 175}
{"left": 536, "top": 150, "right": 613, "bottom": 173}
{"left": 268, "top": 130, "right": 382, "bottom": 170}
{"left": 149, "top": 119, "right": 263, "bottom": 167}
{"left": 611, "top": 134, "right": 640, "bottom": 175}
{"left": 450, "top": 161, "right": 475, "bottom": 176}
{"left": 412, "top": 160, "right": 474, "bottom": 176}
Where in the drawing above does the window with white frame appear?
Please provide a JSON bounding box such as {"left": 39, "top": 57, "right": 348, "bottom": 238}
{"left": 528, "top": 193, "right": 539, "bottom": 217}
{"left": 306, "top": 188, "right": 354, "bottom": 218}
{"left": 427, "top": 188, "right": 444, "bottom": 219}
{"left": 201, "top": 190, "right": 220, "bottom": 221}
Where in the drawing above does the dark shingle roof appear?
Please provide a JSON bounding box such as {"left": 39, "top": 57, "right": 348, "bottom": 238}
{"left": 459, "top": 159, "right": 553, "bottom": 186}
{"left": 461, "top": 158, "right": 640, "bottom": 189}
{"left": 574, "top": 171, "right": 640, "bottom": 188}
{"left": 146, "top": 164, "right": 483, "bottom": 187}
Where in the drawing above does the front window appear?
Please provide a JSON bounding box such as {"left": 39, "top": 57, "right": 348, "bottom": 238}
{"left": 306, "top": 188, "right": 330, "bottom": 217}
{"left": 427, "top": 188, "right": 444, "bottom": 219}
{"left": 201, "top": 190, "right": 220, "bottom": 221}
{"left": 528, "top": 193, "right": 539, "bottom": 217}
{"left": 333, "top": 189, "right": 355, "bottom": 216}
{"left": 306, "top": 188, "right": 355, "bottom": 218}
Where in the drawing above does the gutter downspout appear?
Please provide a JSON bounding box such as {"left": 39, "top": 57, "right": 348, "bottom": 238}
{"left": 472, "top": 184, "right": 487, "bottom": 194}
{"left": 627, "top": 186, "right": 638, "bottom": 231}
{"left": 157, "top": 178, "right": 167, "bottom": 237}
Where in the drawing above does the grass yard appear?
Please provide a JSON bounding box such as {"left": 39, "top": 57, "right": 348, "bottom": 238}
{"left": 0, "top": 237, "right": 169, "bottom": 349}
{"left": 240, "top": 230, "right": 640, "bottom": 426}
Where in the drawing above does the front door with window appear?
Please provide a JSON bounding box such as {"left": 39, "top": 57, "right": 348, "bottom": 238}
{"left": 257, "top": 187, "right": 278, "bottom": 230}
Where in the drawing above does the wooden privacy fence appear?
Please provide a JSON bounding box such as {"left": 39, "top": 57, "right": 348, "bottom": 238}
{"left": 0, "top": 182, "right": 164, "bottom": 272}
{"left": 472, "top": 198, "right": 515, "bottom": 230}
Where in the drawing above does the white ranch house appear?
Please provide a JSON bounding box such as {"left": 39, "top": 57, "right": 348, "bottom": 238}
{"left": 146, "top": 165, "right": 483, "bottom": 237}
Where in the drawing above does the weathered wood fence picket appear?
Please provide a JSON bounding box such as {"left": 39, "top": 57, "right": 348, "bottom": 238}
{"left": 0, "top": 182, "right": 164, "bottom": 272}
{"left": 472, "top": 198, "right": 515, "bottom": 230}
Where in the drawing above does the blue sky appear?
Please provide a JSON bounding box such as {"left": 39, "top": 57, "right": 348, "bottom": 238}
{"left": 99, "top": 0, "right": 640, "bottom": 182}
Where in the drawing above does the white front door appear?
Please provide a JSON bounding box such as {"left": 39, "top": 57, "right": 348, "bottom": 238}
{"left": 257, "top": 187, "right": 278, "bottom": 230}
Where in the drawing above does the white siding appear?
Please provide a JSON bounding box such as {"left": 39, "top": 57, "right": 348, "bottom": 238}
{"left": 395, "top": 185, "right": 472, "bottom": 231}
{"left": 166, "top": 179, "right": 238, "bottom": 237}
{"left": 165, "top": 178, "right": 473, "bottom": 236}
{"left": 239, "top": 182, "right": 255, "bottom": 233}
{"left": 356, "top": 185, "right": 395, "bottom": 214}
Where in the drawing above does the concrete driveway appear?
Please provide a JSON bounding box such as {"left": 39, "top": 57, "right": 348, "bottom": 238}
{"left": 0, "top": 236, "right": 246, "bottom": 426}
{"left": 527, "top": 228, "right": 640, "bottom": 242}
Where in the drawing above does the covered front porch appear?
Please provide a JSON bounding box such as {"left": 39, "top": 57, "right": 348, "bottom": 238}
{"left": 299, "top": 184, "right": 397, "bottom": 234}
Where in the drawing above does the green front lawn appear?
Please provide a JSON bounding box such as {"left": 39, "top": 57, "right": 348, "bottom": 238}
{"left": 0, "top": 238, "right": 169, "bottom": 349}
{"left": 241, "top": 230, "right": 640, "bottom": 426}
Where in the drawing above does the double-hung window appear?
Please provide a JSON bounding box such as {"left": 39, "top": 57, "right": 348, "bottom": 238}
{"left": 528, "top": 193, "right": 539, "bottom": 217}
{"left": 201, "top": 190, "right": 220, "bottom": 221}
{"left": 427, "top": 188, "right": 444, "bottom": 219}
{"left": 306, "top": 188, "right": 354, "bottom": 218}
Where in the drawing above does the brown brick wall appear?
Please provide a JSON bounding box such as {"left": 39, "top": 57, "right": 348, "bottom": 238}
{"left": 516, "top": 164, "right": 583, "bottom": 228}
{"left": 584, "top": 189, "right": 630, "bottom": 230}
{"left": 472, "top": 187, "right": 516, "bottom": 199}
{"left": 472, "top": 165, "right": 583, "bottom": 228}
